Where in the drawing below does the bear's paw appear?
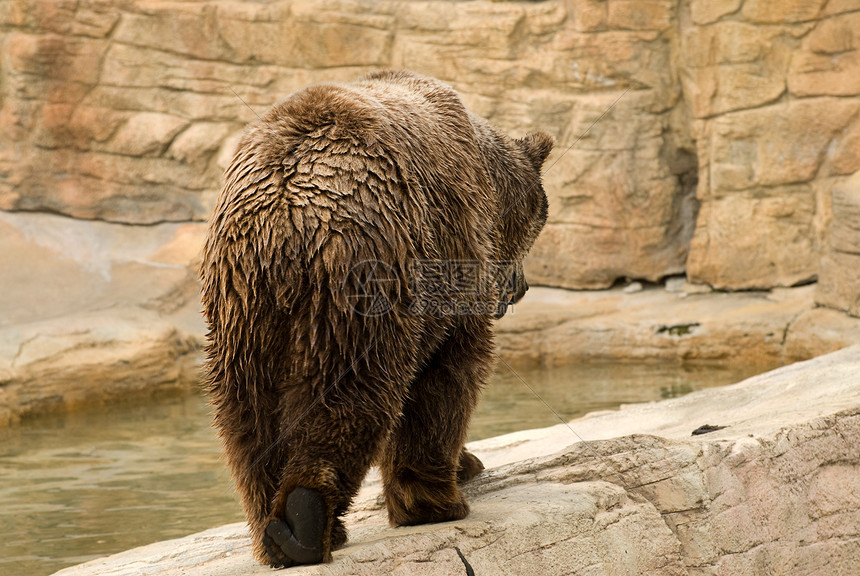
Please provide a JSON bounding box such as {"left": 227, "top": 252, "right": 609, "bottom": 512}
{"left": 263, "top": 487, "right": 326, "bottom": 567}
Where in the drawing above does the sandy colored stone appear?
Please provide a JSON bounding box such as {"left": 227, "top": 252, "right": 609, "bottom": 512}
{"left": 51, "top": 347, "right": 860, "bottom": 576}
{"left": 703, "top": 98, "right": 858, "bottom": 191}
{"left": 569, "top": 0, "right": 607, "bottom": 32}
{"left": 112, "top": 5, "right": 231, "bottom": 62}
{"left": 687, "top": 98, "right": 860, "bottom": 289}
{"left": 676, "top": 5, "right": 860, "bottom": 302}
{"left": 66, "top": 105, "right": 126, "bottom": 144}
{"left": 0, "top": 212, "right": 205, "bottom": 425}
{"left": 789, "top": 12, "right": 860, "bottom": 97}
{"left": 606, "top": 0, "right": 674, "bottom": 31}
{"left": 681, "top": 21, "right": 790, "bottom": 118}
{"left": 523, "top": 90, "right": 695, "bottom": 289}
{"left": 497, "top": 284, "right": 832, "bottom": 366}
{"left": 786, "top": 303, "right": 854, "bottom": 360}
{"left": 2, "top": 31, "right": 105, "bottom": 85}
{"left": 828, "top": 173, "right": 860, "bottom": 254}
{"left": 689, "top": 0, "right": 741, "bottom": 25}
{"left": 167, "top": 122, "right": 234, "bottom": 164}
{"left": 815, "top": 253, "right": 860, "bottom": 316}
{"left": 816, "top": 172, "right": 860, "bottom": 316}
{"left": 0, "top": 212, "right": 205, "bottom": 324}
{"left": 804, "top": 11, "right": 859, "bottom": 53}
{"left": 687, "top": 190, "right": 818, "bottom": 289}
{"left": 822, "top": 0, "right": 860, "bottom": 15}
{"left": 0, "top": 308, "right": 201, "bottom": 426}
{"left": 101, "top": 112, "right": 189, "bottom": 157}
{"left": 741, "top": 0, "right": 826, "bottom": 23}
{"left": 286, "top": 3, "right": 394, "bottom": 69}
{"left": 829, "top": 123, "right": 860, "bottom": 177}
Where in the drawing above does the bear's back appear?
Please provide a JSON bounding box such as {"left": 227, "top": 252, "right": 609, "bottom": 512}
{"left": 212, "top": 71, "right": 496, "bottom": 270}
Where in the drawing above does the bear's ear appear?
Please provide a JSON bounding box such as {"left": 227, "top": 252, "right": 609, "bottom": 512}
{"left": 517, "top": 131, "right": 554, "bottom": 170}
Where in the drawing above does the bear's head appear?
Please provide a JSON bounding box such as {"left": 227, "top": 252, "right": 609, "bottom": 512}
{"left": 487, "top": 130, "right": 553, "bottom": 318}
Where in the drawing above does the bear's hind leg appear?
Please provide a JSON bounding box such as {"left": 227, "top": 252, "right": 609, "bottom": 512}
{"left": 209, "top": 396, "right": 285, "bottom": 566}
{"left": 380, "top": 319, "right": 493, "bottom": 526}
{"left": 262, "top": 365, "right": 410, "bottom": 567}
{"left": 263, "top": 486, "right": 326, "bottom": 565}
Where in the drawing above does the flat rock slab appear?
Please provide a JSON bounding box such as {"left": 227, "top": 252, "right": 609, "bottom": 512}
{"left": 53, "top": 347, "right": 860, "bottom": 576}
{"left": 0, "top": 212, "right": 206, "bottom": 424}
{"left": 54, "top": 481, "right": 685, "bottom": 576}
{"left": 497, "top": 284, "right": 860, "bottom": 366}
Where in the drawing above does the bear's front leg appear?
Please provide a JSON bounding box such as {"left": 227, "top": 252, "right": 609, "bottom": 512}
{"left": 457, "top": 448, "right": 485, "bottom": 483}
{"left": 380, "top": 318, "right": 493, "bottom": 526}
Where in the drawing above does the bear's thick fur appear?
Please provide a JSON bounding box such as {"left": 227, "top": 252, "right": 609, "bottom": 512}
{"left": 201, "top": 70, "right": 552, "bottom": 567}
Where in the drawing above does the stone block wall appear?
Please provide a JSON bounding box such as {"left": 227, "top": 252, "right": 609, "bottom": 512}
{"left": 683, "top": 0, "right": 860, "bottom": 290}
{"left": 0, "top": 0, "right": 858, "bottom": 301}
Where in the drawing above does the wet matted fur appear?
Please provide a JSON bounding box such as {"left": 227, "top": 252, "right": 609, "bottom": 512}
{"left": 201, "top": 70, "right": 552, "bottom": 567}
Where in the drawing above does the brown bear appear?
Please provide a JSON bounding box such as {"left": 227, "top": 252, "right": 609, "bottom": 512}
{"left": 201, "top": 69, "right": 552, "bottom": 568}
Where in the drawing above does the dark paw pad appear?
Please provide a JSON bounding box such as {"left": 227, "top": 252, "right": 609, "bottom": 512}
{"left": 263, "top": 487, "right": 326, "bottom": 567}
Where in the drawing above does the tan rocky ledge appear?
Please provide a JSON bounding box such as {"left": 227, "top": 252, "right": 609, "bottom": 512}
{"left": 54, "top": 346, "right": 860, "bottom": 576}
{"left": 4, "top": 211, "right": 860, "bottom": 427}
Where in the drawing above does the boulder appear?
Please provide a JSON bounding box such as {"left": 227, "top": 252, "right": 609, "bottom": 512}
{"left": 0, "top": 211, "right": 205, "bottom": 425}
{"left": 51, "top": 346, "right": 860, "bottom": 576}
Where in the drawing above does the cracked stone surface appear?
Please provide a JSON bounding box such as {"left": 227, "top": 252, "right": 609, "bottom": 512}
{"left": 52, "top": 347, "right": 860, "bottom": 576}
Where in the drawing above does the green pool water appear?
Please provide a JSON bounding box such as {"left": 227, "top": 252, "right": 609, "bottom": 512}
{"left": 0, "top": 360, "right": 770, "bottom": 576}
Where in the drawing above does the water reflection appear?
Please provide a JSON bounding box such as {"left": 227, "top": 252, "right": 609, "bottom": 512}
{"left": 470, "top": 361, "right": 766, "bottom": 441}
{"left": 0, "top": 394, "right": 242, "bottom": 576}
{"left": 0, "top": 361, "right": 771, "bottom": 576}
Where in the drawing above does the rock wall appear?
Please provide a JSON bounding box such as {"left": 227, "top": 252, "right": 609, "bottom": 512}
{"left": 0, "top": 0, "right": 858, "bottom": 299}
{"left": 683, "top": 0, "right": 860, "bottom": 291}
